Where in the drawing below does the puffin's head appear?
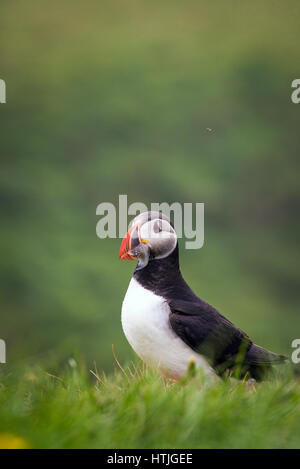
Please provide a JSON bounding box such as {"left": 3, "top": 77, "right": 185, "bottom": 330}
{"left": 119, "top": 211, "right": 177, "bottom": 270}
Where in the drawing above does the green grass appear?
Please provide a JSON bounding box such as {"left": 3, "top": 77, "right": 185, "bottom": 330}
{"left": 1, "top": 361, "right": 300, "bottom": 449}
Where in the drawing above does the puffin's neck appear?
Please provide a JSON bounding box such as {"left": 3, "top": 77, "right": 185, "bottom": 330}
{"left": 133, "top": 243, "right": 197, "bottom": 302}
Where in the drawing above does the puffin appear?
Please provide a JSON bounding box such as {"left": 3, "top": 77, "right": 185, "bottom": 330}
{"left": 120, "top": 211, "right": 287, "bottom": 381}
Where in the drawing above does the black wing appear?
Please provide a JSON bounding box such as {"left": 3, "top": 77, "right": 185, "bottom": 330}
{"left": 168, "top": 298, "right": 252, "bottom": 375}
{"left": 169, "top": 298, "right": 287, "bottom": 380}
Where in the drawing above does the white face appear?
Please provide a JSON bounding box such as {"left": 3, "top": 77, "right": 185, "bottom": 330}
{"left": 139, "top": 218, "right": 177, "bottom": 260}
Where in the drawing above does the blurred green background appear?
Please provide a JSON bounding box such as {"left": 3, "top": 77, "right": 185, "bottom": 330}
{"left": 1, "top": 0, "right": 299, "bottom": 373}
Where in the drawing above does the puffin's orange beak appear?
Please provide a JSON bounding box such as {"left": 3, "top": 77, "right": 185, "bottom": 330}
{"left": 119, "top": 224, "right": 139, "bottom": 260}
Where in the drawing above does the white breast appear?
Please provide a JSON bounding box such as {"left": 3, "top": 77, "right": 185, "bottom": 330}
{"left": 121, "top": 277, "right": 214, "bottom": 380}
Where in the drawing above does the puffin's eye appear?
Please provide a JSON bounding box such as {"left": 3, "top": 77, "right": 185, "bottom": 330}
{"left": 153, "top": 221, "right": 162, "bottom": 233}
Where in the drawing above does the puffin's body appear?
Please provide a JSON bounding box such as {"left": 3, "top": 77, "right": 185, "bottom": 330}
{"left": 120, "top": 212, "right": 286, "bottom": 380}
{"left": 122, "top": 277, "right": 213, "bottom": 379}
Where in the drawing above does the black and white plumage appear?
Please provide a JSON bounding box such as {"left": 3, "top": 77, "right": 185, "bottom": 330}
{"left": 120, "top": 211, "right": 287, "bottom": 380}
